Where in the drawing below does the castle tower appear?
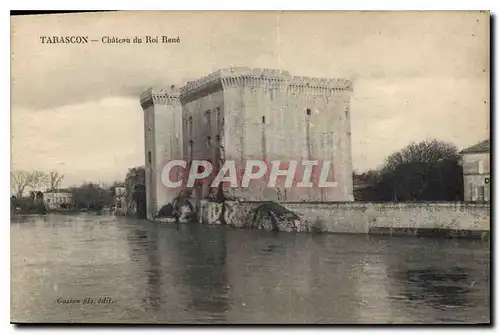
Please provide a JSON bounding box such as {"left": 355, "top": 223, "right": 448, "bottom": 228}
{"left": 180, "top": 68, "right": 354, "bottom": 202}
{"left": 140, "top": 87, "right": 183, "bottom": 219}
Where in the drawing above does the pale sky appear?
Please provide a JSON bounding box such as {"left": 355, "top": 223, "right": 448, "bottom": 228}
{"left": 11, "top": 11, "right": 490, "bottom": 187}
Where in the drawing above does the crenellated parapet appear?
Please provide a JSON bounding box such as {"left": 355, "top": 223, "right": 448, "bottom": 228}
{"left": 287, "top": 76, "right": 352, "bottom": 92}
{"left": 140, "top": 86, "right": 181, "bottom": 108}
{"left": 180, "top": 67, "right": 352, "bottom": 100}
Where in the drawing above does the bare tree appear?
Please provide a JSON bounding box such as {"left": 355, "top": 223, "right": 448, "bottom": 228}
{"left": 11, "top": 170, "right": 32, "bottom": 199}
{"left": 11, "top": 170, "right": 48, "bottom": 198}
{"left": 30, "top": 171, "right": 49, "bottom": 192}
{"left": 48, "top": 171, "right": 64, "bottom": 190}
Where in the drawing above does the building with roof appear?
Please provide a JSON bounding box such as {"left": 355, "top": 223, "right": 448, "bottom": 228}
{"left": 43, "top": 189, "right": 73, "bottom": 210}
{"left": 113, "top": 186, "right": 127, "bottom": 215}
{"left": 460, "top": 139, "right": 490, "bottom": 202}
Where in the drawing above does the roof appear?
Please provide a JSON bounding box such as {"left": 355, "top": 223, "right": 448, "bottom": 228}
{"left": 460, "top": 139, "right": 490, "bottom": 154}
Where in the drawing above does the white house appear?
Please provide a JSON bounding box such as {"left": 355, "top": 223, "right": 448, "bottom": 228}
{"left": 460, "top": 139, "right": 490, "bottom": 202}
{"left": 43, "top": 190, "right": 73, "bottom": 210}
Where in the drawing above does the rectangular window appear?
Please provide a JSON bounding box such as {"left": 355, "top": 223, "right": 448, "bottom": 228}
{"left": 477, "top": 186, "right": 485, "bottom": 202}
{"left": 478, "top": 160, "right": 484, "bottom": 174}
{"left": 306, "top": 108, "right": 311, "bottom": 116}
{"left": 148, "top": 151, "right": 152, "bottom": 164}
{"left": 188, "top": 140, "right": 193, "bottom": 162}
{"left": 262, "top": 116, "right": 265, "bottom": 124}
{"left": 215, "top": 107, "right": 221, "bottom": 125}
{"left": 205, "top": 110, "right": 211, "bottom": 125}
{"left": 188, "top": 116, "right": 193, "bottom": 140}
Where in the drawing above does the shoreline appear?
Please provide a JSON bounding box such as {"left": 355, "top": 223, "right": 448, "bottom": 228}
{"left": 151, "top": 218, "right": 491, "bottom": 240}
{"left": 152, "top": 200, "right": 490, "bottom": 241}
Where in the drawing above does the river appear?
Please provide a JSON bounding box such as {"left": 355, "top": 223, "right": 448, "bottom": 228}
{"left": 11, "top": 213, "right": 490, "bottom": 324}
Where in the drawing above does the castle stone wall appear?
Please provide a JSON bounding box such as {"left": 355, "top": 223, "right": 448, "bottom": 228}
{"left": 141, "top": 88, "right": 183, "bottom": 219}
{"left": 180, "top": 67, "right": 354, "bottom": 203}
{"left": 197, "top": 201, "right": 490, "bottom": 238}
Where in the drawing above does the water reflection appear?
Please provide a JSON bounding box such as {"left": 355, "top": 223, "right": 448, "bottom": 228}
{"left": 11, "top": 215, "right": 490, "bottom": 324}
{"left": 173, "top": 225, "right": 229, "bottom": 319}
{"left": 125, "top": 225, "right": 163, "bottom": 311}
{"left": 403, "top": 267, "right": 471, "bottom": 309}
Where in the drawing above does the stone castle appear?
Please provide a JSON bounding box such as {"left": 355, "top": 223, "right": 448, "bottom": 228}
{"left": 140, "top": 67, "right": 354, "bottom": 219}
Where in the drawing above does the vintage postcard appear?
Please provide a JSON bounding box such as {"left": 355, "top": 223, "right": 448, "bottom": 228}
{"left": 10, "top": 11, "right": 490, "bottom": 324}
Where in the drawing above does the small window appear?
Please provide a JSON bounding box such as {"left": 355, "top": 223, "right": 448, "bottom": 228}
{"left": 262, "top": 116, "right": 265, "bottom": 124}
{"left": 306, "top": 108, "right": 311, "bottom": 116}
{"left": 205, "top": 110, "right": 211, "bottom": 124}
{"left": 478, "top": 160, "right": 484, "bottom": 174}
{"left": 189, "top": 140, "right": 193, "bottom": 146}
{"left": 215, "top": 135, "right": 221, "bottom": 142}
{"left": 478, "top": 186, "right": 485, "bottom": 202}
{"left": 207, "top": 136, "right": 212, "bottom": 148}
{"left": 215, "top": 108, "right": 221, "bottom": 124}
{"left": 148, "top": 151, "right": 152, "bottom": 164}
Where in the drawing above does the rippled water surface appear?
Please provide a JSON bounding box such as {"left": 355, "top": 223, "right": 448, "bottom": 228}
{"left": 11, "top": 214, "right": 490, "bottom": 324}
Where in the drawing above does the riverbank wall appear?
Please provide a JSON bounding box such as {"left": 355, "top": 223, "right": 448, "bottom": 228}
{"left": 190, "top": 201, "right": 490, "bottom": 239}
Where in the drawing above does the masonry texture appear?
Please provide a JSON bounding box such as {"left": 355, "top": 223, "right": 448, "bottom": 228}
{"left": 140, "top": 87, "right": 183, "bottom": 219}
{"left": 197, "top": 201, "right": 490, "bottom": 238}
{"left": 141, "top": 67, "right": 354, "bottom": 217}
{"left": 181, "top": 68, "right": 354, "bottom": 202}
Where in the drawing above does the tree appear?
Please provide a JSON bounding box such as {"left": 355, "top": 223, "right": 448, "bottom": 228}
{"left": 11, "top": 170, "right": 32, "bottom": 199}
{"left": 124, "top": 166, "right": 146, "bottom": 218}
{"left": 384, "top": 140, "right": 460, "bottom": 171}
{"left": 11, "top": 170, "right": 48, "bottom": 199}
{"left": 70, "top": 182, "right": 114, "bottom": 211}
{"left": 30, "top": 171, "right": 48, "bottom": 192}
{"left": 125, "top": 167, "right": 145, "bottom": 196}
{"left": 375, "top": 140, "right": 463, "bottom": 201}
{"left": 48, "top": 171, "right": 64, "bottom": 190}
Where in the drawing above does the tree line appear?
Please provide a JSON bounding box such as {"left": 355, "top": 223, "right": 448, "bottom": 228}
{"left": 10, "top": 170, "right": 64, "bottom": 199}
{"left": 11, "top": 139, "right": 464, "bottom": 214}
{"left": 353, "top": 139, "right": 464, "bottom": 202}
{"left": 10, "top": 167, "right": 147, "bottom": 215}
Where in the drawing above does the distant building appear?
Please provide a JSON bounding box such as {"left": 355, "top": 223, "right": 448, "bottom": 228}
{"left": 43, "top": 189, "right": 73, "bottom": 210}
{"left": 115, "top": 186, "right": 126, "bottom": 197}
{"left": 460, "top": 139, "right": 490, "bottom": 202}
{"left": 114, "top": 186, "right": 127, "bottom": 212}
